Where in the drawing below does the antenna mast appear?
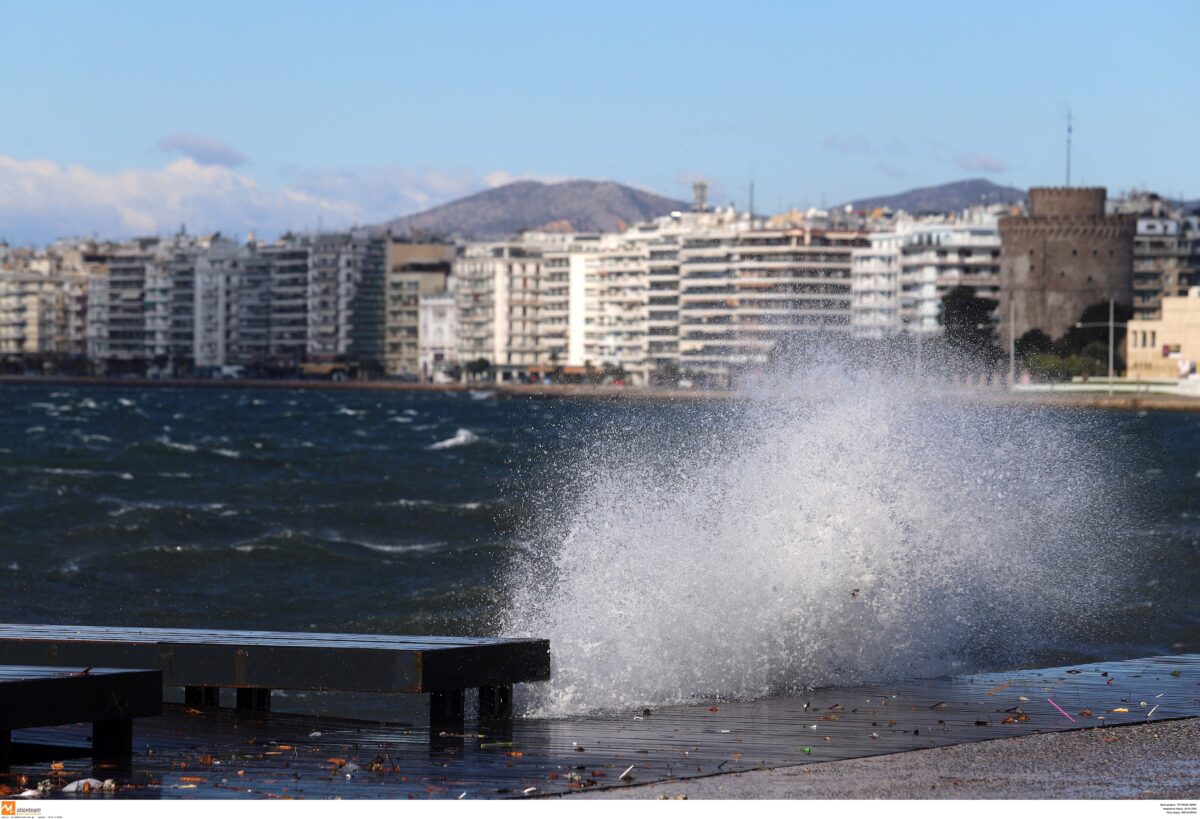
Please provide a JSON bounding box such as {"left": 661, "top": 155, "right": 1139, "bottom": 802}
{"left": 1066, "top": 110, "right": 1073, "bottom": 186}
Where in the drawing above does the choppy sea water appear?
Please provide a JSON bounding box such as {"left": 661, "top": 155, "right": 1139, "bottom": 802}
{"left": 0, "top": 381, "right": 1197, "bottom": 715}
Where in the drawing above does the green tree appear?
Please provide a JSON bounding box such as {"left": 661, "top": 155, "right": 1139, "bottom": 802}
{"left": 938, "top": 286, "right": 1000, "bottom": 363}
{"left": 465, "top": 358, "right": 491, "bottom": 381}
{"left": 1054, "top": 301, "right": 1132, "bottom": 364}
{"left": 1015, "top": 329, "right": 1053, "bottom": 359}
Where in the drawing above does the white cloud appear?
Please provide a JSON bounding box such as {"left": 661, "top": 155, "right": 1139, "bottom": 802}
{"left": 157, "top": 132, "right": 248, "bottom": 167}
{"left": 0, "top": 155, "right": 366, "bottom": 244}
{"left": 956, "top": 152, "right": 1008, "bottom": 174}
{"left": 482, "top": 170, "right": 569, "bottom": 188}
{"left": 286, "top": 166, "right": 480, "bottom": 216}
{"left": 0, "top": 156, "right": 555, "bottom": 244}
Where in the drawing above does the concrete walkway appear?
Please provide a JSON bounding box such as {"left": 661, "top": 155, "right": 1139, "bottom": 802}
{"left": 576, "top": 717, "right": 1200, "bottom": 800}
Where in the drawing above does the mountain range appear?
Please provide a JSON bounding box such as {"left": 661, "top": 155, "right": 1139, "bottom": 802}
{"left": 376, "top": 180, "right": 688, "bottom": 239}
{"left": 376, "top": 177, "right": 1030, "bottom": 240}
{"left": 838, "top": 178, "right": 1025, "bottom": 214}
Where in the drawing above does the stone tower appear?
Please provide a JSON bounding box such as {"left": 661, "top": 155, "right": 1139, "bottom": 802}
{"left": 999, "top": 187, "right": 1134, "bottom": 342}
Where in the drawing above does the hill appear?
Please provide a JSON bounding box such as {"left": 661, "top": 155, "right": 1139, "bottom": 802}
{"left": 377, "top": 180, "right": 689, "bottom": 239}
{"left": 841, "top": 178, "right": 1025, "bottom": 214}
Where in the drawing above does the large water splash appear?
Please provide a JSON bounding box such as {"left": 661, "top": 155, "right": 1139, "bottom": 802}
{"left": 502, "top": 365, "right": 1127, "bottom": 716}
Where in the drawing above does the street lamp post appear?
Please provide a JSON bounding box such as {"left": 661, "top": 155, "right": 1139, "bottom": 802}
{"left": 1008, "top": 298, "right": 1015, "bottom": 389}
{"left": 1075, "top": 297, "right": 1128, "bottom": 397}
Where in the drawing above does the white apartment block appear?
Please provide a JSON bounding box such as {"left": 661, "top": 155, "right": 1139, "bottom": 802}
{"left": 679, "top": 225, "right": 864, "bottom": 380}
{"left": 418, "top": 291, "right": 459, "bottom": 380}
{"left": 851, "top": 213, "right": 1001, "bottom": 338}
{"left": 454, "top": 205, "right": 871, "bottom": 385}
{"left": 537, "top": 233, "right": 602, "bottom": 368}
{"left": 193, "top": 237, "right": 242, "bottom": 369}
{"left": 850, "top": 233, "right": 902, "bottom": 338}
{"left": 580, "top": 238, "right": 651, "bottom": 382}
{"left": 454, "top": 241, "right": 542, "bottom": 378}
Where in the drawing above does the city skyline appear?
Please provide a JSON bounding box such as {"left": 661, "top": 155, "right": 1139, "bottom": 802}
{"left": 2, "top": 0, "right": 1198, "bottom": 244}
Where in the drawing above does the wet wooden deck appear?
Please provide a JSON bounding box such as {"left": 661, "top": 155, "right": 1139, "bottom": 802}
{"left": 3, "top": 654, "right": 1197, "bottom": 799}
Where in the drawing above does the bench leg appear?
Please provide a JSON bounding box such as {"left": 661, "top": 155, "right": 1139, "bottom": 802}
{"left": 185, "top": 686, "right": 220, "bottom": 707}
{"left": 236, "top": 687, "right": 271, "bottom": 712}
{"left": 478, "top": 685, "right": 513, "bottom": 721}
{"left": 92, "top": 719, "right": 132, "bottom": 756}
{"left": 429, "top": 690, "right": 465, "bottom": 724}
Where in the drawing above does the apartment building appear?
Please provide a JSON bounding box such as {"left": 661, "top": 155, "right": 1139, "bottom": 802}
{"left": 898, "top": 221, "right": 1001, "bottom": 334}
{"left": 418, "top": 291, "right": 458, "bottom": 380}
{"left": 537, "top": 233, "right": 601, "bottom": 369}
{"left": 850, "top": 232, "right": 902, "bottom": 338}
{"left": 0, "top": 270, "right": 88, "bottom": 362}
{"left": 228, "top": 239, "right": 273, "bottom": 367}
{"left": 193, "top": 238, "right": 241, "bottom": 369}
{"left": 679, "top": 225, "right": 865, "bottom": 380}
{"left": 264, "top": 235, "right": 312, "bottom": 369}
{"left": 99, "top": 239, "right": 160, "bottom": 371}
{"left": 1133, "top": 215, "right": 1200, "bottom": 321}
{"left": 852, "top": 213, "right": 1001, "bottom": 338}
{"left": 455, "top": 241, "right": 542, "bottom": 379}
{"left": 582, "top": 237, "right": 650, "bottom": 382}
{"left": 384, "top": 240, "right": 454, "bottom": 377}
{"left": 306, "top": 232, "right": 359, "bottom": 358}
{"left": 1111, "top": 192, "right": 1199, "bottom": 321}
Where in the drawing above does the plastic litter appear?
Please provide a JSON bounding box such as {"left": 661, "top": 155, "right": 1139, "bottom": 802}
{"left": 1046, "top": 698, "right": 1074, "bottom": 722}
{"left": 62, "top": 779, "right": 104, "bottom": 793}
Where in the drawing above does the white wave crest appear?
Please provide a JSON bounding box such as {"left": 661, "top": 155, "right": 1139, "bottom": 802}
{"left": 156, "top": 436, "right": 198, "bottom": 452}
{"left": 428, "top": 428, "right": 480, "bottom": 450}
{"left": 354, "top": 540, "right": 447, "bottom": 554}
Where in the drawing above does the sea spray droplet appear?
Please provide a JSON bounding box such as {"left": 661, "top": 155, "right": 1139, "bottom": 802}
{"left": 502, "top": 365, "right": 1128, "bottom": 716}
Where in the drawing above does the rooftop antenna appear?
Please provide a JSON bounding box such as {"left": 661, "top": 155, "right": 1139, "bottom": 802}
{"left": 1066, "top": 109, "right": 1073, "bottom": 187}
{"left": 748, "top": 169, "right": 755, "bottom": 219}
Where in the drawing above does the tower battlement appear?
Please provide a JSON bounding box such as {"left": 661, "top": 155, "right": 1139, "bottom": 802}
{"left": 1028, "top": 187, "right": 1106, "bottom": 219}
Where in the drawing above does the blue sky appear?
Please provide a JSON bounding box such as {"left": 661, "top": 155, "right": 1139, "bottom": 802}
{"left": 1, "top": 0, "right": 1197, "bottom": 243}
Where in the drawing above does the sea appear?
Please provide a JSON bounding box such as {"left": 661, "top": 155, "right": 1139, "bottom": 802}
{"left": 0, "top": 380, "right": 1197, "bottom": 716}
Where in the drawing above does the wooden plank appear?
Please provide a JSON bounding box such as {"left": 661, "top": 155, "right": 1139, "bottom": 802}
{"left": 0, "top": 666, "right": 160, "bottom": 732}
{"left": 0, "top": 624, "right": 534, "bottom": 649}
{"left": 0, "top": 624, "right": 550, "bottom": 693}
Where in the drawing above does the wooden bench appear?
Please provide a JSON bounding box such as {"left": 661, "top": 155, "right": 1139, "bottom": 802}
{"left": 0, "top": 665, "right": 161, "bottom": 766}
{"left": 0, "top": 624, "right": 549, "bottom": 723}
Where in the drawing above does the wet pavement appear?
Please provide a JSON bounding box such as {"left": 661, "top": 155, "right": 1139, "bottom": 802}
{"left": 2, "top": 653, "right": 1197, "bottom": 799}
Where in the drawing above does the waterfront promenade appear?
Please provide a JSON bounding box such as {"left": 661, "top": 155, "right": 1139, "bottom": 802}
{"left": 582, "top": 717, "right": 1200, "bottom": 800}
{"left": 6, "top": 374, "right": 1200, "bottom": 412}
{"left": 3, "top": 654, "right": 1196, "bottom": 800}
